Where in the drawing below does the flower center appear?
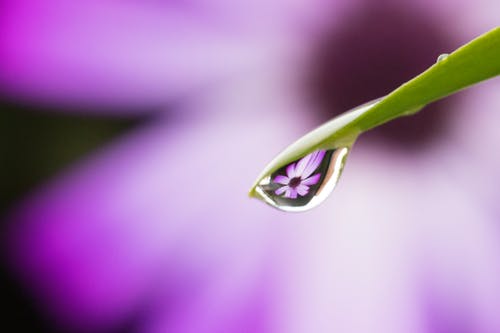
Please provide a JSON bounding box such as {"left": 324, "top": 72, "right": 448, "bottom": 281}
{"left": 307, "top": 3, "right": 456, "bottom": 151}
{"left": 289, "top": 177, "right": 302, "bottom": 188}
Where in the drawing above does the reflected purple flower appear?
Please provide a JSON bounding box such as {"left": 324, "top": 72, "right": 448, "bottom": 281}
{"left": 274, "top": 150, "right": 325, "bottom": 198}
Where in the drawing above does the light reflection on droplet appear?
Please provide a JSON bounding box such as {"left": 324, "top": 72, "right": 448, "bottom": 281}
{"left": 436, "top": 53, "right": 449, "bottom": 63}
{"left": 255, "top": 147, "right": 349, "bottom": 212}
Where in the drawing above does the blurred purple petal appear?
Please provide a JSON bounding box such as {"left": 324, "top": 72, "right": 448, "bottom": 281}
{"left": 0, "top": 0, "right": 268, "bottom": 111}
{"left": 5, "top": 91, "right": 307, "bottom": 331}
{"left": 179, "top": 0, "right": 338, "bottom": 36}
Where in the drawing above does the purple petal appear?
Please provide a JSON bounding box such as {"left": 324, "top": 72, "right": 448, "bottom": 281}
{"left": 296, "top": 184, "right": 309, "bottom": 196}
{"left": 302, "top": 173, "right": 321, "bottom": 186}
{"left": 301, "top": 150, "right": 327, "bottom": 178}
{"left": 275, "top": 186, "right": 288, "bottom": 196}
{"left": 286, "top": 188, "right": 298, "bottom": 199}
{"left": 273, "top": 175, "right": 290, "bottom": 185}
{"left": 0, "top": 0, "right": 264, "bottom": 111}
{"left": 286, "top": 163, "right": 297, "bottom": 178}
{"left": 294, "top": 151, "right": 315, "bottom": 176}
{"left": 5, "top": 110, "right": 288, "bottom": 331}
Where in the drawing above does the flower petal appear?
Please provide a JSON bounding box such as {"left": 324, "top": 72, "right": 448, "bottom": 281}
{"left": 302, "top": 173, "right": 321, "bottom": 186}
{"left": 5, "top": 105, "right": 296, "bottom": 331}
{"left": 275, "top": 186, "right": 288, "bottom": 195}
{"left": 286, "top": 163, "right": 297, "bottom": 178}
{"left": 0, "top": 0, "right": 266, "bottom": 112}
{"left": 273, "top": 175, "right": 290, "bottom": 185}
{"left": 287, "top": 188, "right": 298, "bottom": 199}
{"left": 301, "top": 150, "right": 326, "bottom": 178}
{"left": 296, "top": 184, "right": 309, "bottom": 196}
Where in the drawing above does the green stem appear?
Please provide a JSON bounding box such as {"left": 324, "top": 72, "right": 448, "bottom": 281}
{"left": 352, "top": 27, "right": 500, "bottom": 132}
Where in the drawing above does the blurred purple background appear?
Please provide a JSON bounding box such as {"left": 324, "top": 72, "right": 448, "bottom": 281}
{"left": 1, "top": 0, "right": 500, "bottom": 332}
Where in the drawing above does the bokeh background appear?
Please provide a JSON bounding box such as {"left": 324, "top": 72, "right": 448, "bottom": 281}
{"left": 1, "top": 0, "right": 500, "bottom": 332}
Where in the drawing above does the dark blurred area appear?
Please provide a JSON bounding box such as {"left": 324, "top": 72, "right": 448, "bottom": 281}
{"left": 0, "top": 99, "right": 142, "bottom": 332}
{"left": 308, "top": 4, "right": 458, "bottom": 150}
{"left": 0, "top": 101, "right": 141, "bottom": 215}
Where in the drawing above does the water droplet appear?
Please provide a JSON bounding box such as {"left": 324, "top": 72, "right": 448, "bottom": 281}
{"left": 436, "top": 53, "right": 449, "bottom": 63}
{"left": 254, "top": 147, "right": 349, "bottom": 212}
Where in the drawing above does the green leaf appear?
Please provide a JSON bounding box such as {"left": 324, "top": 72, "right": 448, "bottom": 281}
{"left": 249, "top": 27, "right": 500, "bottom": 198}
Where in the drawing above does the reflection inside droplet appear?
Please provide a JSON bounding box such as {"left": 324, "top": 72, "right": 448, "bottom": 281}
{"left": 255, "top": 147, "right": 349, "bottom": 212}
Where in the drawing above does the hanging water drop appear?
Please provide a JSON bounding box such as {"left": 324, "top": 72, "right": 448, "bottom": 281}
{"left": 249, "top": 97, "right": 382, "bottom": 212}
{"left": 436, "top": 53, "right": 449, "bottom": 63}
{"left": 254, "top": 147, "right": 349, "bottom": 212}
